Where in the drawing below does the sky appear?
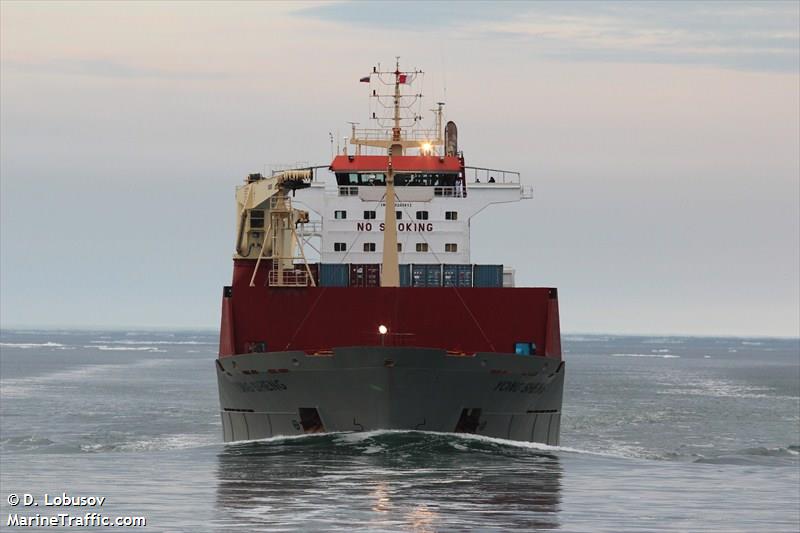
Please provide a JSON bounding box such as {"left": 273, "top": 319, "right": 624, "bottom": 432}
{"left": 1, "top": 1, "right": 798, "bottom": 337}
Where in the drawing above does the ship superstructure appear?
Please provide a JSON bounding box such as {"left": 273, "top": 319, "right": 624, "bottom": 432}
{"left": 216, "top": 60, "right": 564, "bottom": 443}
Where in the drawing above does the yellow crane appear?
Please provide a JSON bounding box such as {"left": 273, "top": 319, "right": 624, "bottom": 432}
{"left": 234, "top": 170, "right": 315, "bottom": 287}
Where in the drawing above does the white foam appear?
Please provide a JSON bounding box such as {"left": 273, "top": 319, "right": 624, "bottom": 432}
{"left": 563, "top": 336, "right": 611, "bottom": 343}
{"left": 656, "top": 376, "right": 792, "bottom": 400}
{"left": 641, "top": 338, "right": 685, "bottom": 344}
{"left": 0, "top": 342, "right": 65, "bottom": 349}
{"left": 86, "top": 345, "right": 166, "bottom": 352}
{"left": 89, "top": 340, "right": 213, "bottom": 346}
{"left": 226, "top": 429, "right": 648, "bottom": 461}
{"left": 336, "top": 429, "right": 637, "bottom": 459}
{"left": 611, "top": 353, "right": 680, "bottom": 359}
{"left": 361, "top": 445, "right": 384, "bottom": 454}
{"left": 228, "top": 432, "right": 331, "bottom": 446}
{"left": 81, "top": 433, "right": 217, "bottom": 453}
{"left": 1, "top": 359, "right": 170, "bottom": 399}
{"left": 432, "top": 431, "right": 636, "bottom": 459}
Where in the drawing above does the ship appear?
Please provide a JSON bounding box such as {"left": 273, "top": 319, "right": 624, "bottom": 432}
{"left": 216, "top": 60, "right": 564, "bottom": 444}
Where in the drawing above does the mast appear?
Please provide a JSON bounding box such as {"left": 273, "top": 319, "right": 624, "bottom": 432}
{"left": 382, "top": 160, "right": 400, "bottom": 287}
{"left": 350, "top": 58, "right": 442, "bottom": 287}
{"left": 382, "top": 58, "right": 403, "bottom": 287}
{"left": 391, "top": 58, "right": 402, "bottom": 151}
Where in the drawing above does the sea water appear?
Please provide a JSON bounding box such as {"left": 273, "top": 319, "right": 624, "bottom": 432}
{"left": 1, "top": 330, "right": 798, "bottom": 532}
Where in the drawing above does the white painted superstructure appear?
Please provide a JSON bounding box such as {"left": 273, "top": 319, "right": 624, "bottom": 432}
{"left": 295, "top": 177, "right": 532, "bottom": 265}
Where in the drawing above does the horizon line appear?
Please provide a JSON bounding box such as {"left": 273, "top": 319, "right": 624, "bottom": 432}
{"left": 0, "top": 325, "right": 797, "bottom": 341}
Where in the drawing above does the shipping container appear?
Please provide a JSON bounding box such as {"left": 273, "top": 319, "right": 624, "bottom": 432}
{"left": 319, "top": 263, "right": 349, "bottom": 287}
{"left": 349, "top": 263, "right": 381, "bottom": 287}
{"left": 399, "top": 264, "right": 411, "bottom": 287}
{"left": 443, "top": 264, "right": 473, "bottom": 287}
{"left": 411, "top": 264, "right": 442, "bottom": 287}
{"left": 473, "top": 264, "right": 503, "bottom": 287}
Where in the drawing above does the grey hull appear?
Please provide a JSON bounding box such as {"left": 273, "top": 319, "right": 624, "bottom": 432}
{"left": 216, "top": 347, "right": 564, "bottom": 444}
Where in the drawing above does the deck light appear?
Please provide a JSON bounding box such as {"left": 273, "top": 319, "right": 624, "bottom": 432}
{"left": 378, "top": 325, "right": 388, "bottom": 335}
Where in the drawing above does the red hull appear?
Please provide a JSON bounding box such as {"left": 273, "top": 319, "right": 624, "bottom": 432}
{"left": 219, "top": 261, "right": 561, "bottom": 359}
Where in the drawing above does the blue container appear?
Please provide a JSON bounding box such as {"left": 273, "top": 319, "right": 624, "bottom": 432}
{"left": 319, "top": 263, "right": 349, "bottom": 287}
{"left": 473, "top": 264, "right": 503, "bottom": 287}
{"left": 411, "top": 264, "right": 442, "bottom": 287}
{"left": 426, "top": 265, "right": 442, "bottom": 286}
{"left": 443, "top": 264, "right": 473, "bottom": 287}
{"left": 399, "top": 264, "right": 411, "bottom": 287}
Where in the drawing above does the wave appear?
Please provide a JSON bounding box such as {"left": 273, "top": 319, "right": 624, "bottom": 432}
{"left": 80, "top": 433, "right": 218, "bottom": 453}
{"left": 563, "top": 336, "right": 611, "bottom": 343}
{"left": 85, "top": 345, "right": 166, "bottom": 352}
{"left": 0, "top": 359, "right": 170, "bottom": 399}
{"left": 1, "top": 432, "right": 218, "bottom": 454}
{"left": 693, "top": 446, "right": 800, "bottom": 466}
{"left": 0, "top": 435, "right": 58, "bottom": 450}
{"left": 0, "top": 341, "right": 65, "bottom": 349}
{"left": 611, "top": 353, "right": 680, "bottom": 359}
{"left": 225, "top": 429, "right": 629, "bottom": 461}
{"left": 656, "top": 377, "right": 793, "bottom": 400}
{"left": 88, "top": 340, "right": 214, "bottom": 346}
{"left": 222, "top": 430, "right": 800, "bottom": 470}
{"left": 641, "top": 338, "right": 685, "bottom": 344}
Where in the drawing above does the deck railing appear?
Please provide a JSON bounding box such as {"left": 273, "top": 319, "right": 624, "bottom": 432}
{"left": 269, "top": 269, "right": 310, "bottom": 287}
{"left": 433, "top": 186, "right": 466, "bottom": 198}
{"left": 464, "top": 166, "right": 521, "bottom": 184}
{"left": 352, "top": 127, "right": 440, "bottom": 143}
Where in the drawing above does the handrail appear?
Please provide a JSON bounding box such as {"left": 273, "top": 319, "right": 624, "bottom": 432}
{"left": 352, "top": 127, "right": 440, "bottom": 142}
{"left": 298, "top": 221, "right": 323, "bottom": 236}
{"left": 433, "top": 186, "right": 465, "bottom": 198}
{"left": 464, "top": 166, "right": 521, "bottom": 184}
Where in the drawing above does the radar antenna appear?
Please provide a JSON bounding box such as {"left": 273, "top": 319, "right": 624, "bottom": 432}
{"left": 351, "top": 58, "right": 442, "bottom": 156}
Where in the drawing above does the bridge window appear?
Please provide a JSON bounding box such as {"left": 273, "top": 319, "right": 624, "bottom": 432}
{"left": 445, "top": 211, "right": 458, "bottom": 220}
{"left": 334, "top": 242, "right": 346, "bottom": 252}
{"left": 250, "top": 210, "right": 264, "bottom": 228}
{"left": 361, "top": 173, "right": 385, "bottom": 185}
{"left": 394, "top": 173, "right": 457, "bottom": 187}
{"left": 334, "top": 210, "right": 347, "bottom": 220}
{"left": 396, "top": 211, "right": 403, "bottom": 220}
{"left": 363, "top": 242, "right": 376, "bottom": 252}
{"left": 445, "top": 243, "right": 458, "bottom": 252}
{"left": 335, "top": 173, "right": 385, "bottom": 186}
{"left": 416, "top": 243, "right": 429, "bottom": 252}
{"left": 416, "top": 211, "right": 429, "bottom": 220}
{"left": 397, "top": 243, "right": 402, "bottom": 252}
{"left": 364, "top": 210, "right": 376, "bottom": 220}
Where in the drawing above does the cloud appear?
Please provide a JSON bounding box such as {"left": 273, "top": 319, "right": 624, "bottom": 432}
{"left": 296, "top": 1, "right": 800, "bottom": 72}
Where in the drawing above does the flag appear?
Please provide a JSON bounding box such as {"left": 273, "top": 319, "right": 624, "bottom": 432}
{"left": 398, "top": 74, "right": 408, "bottom": 84}
{"left": 359, "top": 76, "right": 370, "bottom": 83}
